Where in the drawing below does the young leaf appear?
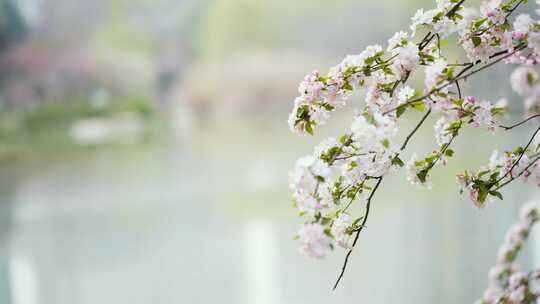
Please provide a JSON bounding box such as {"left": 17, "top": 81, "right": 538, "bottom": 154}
{"left": 392, "top": 156, "right": 405, "bottom": 167}
{"left": 396, "top": 104, "right": 407, "bottom": 118}
{"left": 471, "top": 36, "right": 482, "bottom": 47}
{"left": 489, "top": 191, "right": 504, "bottom": 200}
{"left": 411, "top": 101, "right": 425, "bottom": 112}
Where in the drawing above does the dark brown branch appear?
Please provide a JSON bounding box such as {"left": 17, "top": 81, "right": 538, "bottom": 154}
{"left": 332, "top": 108, "right": 433, "bottom": 289}
{"left": 500, "top": 114, "right": 540, "bottom": 130}
{"left": 333, "top": 176, "right": 383, "bottom": 290}
{"left": 448, "top": 0, "right": 466, "bottom": 16}
{"left": 400, "top": 109, "right": 432, "bottom": 151}
{"left": 383, "top": 44, "right": 525, "bottom": 115}
{"left": 496, "top": 154, "right": 540, "bottom": 190}
{"left": 327, "top": 0, "right": 533, "bottom": 291}
{"left": 506, "top": 0, "right": 526, "bottom": 17}
{"left": 417, "top": 0, "right": 466, "bottom": 50}
{"left": 427, "top": 128, "right": 460, "bottom": 172}
{"left": 454, "top": 46, "right": 526, "bottom": 82}
{"left": 495, "top": 124, "right": 540, "bottom": 185}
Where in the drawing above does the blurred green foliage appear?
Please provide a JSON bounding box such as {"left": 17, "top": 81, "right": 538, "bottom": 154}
{"left": 22, "top": 96, "right": 153, "bottom": 130}
{"left": 0, "top": 0, "right": 26, "bottom": 52}
{"left": 0, "top": 96, "right": 155, "bottom": 161}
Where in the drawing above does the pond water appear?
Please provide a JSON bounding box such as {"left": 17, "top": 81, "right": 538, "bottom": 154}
{"left": 0, "top": 115, "right": 538, "bottom": 304}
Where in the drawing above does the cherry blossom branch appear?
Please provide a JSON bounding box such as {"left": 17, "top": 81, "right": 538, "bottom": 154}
{"left": 428, "top": 126, "right": 460, "bottom": 171}
{"left": 506, "top": 0, "right": 526, "bottom": 17}
{"left": 289, "top": 0, "right": 540, "bottom": 294}
{"left": 332, "top": 109, "right": 433, "bottom": 289}
{"left": 455, "top": 80, "right": 462, "bottom": 98}
{"left": 454, "top": 46, "right": 527, "bottom": 81}
{"left": 476, "top": 203, "right": 539, "bottom": 303}
{"left": 500, "top": 114, "right": 540, "bottom": 130}
{"left": 494, "top": 124, "right": 540, "bottom": 186}
{"left": 333, "top": 176, "right": 383, "bottom": 290}
{"left": 384, "top": 45, "right": 526, "bottom": 115}
{"left": 418, "top": 0, "right": 467, "bottom": 50}
{"left": 333, "top": 28, "right": 525, "bottom": 293}
{"left": 400, "top": 109, "right": 433, "bottom": 151}
{"left": 495, "top": 154, "right": 540, "bottom": 190}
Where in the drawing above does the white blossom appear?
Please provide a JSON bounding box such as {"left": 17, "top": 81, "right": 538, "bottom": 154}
{"left": 298, "top": 223, "right": 332, "bottom": 259}
{"left": 434, "top": 117, "right": 452, "bottom": 146}
{"left": 397, "top": 86, "right": 415, "bottom": 104}
{"left": 405, "top": 154, "right": 422, "bottom": 185}
{"left": 393, "top": 42, "right": 420, "bottom": 76}
{"left": 387, "top": 31, "right": 408, "bottom": 51}
{"left": 513, "top": 14, "right": 535, "bottom": 35}
{"left": 331, "top": 214, "right": 352, "bottom": 248}
{"left": 511, "top": 67, "right": 538, "bottom": 97}
{"left": 425, "top": 58, "right": 447, "bottom": 89}
{"left": 411, "top": 9, "right": 438, "bottom": 36}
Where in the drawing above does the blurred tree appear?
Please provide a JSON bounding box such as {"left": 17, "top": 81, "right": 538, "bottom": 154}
{"left": 196, "top": 0, "right": 406, "bottom": 60}
{"left": 0, "top": 0, "right": 27, "bottom": 52}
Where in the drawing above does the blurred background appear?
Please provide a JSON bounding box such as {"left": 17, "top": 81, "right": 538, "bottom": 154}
{"left": 0, "top": 0, "right": 539, "bottom": 303}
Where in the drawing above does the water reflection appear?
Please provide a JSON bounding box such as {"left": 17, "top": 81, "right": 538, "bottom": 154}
{"left": 243, "top": 219, "right": 279, "bottom": 304}
{"left": 9, "top": 254, "right": 38, "bottom": 304}
{"left": 0, "top": 119, "right": 538, "bottom": 304}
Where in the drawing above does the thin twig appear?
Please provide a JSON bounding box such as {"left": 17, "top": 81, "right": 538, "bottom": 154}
{"left": 333, "top": 176, "right": 383, "bottom": 290}
{"left": 427, "top": 126, "right": 460, "bottom": 172}
{"left": 496, "top": 154, "right": 540, "bottom": 190}
{"left": 383, "top": 45, "right": 525, "bottom": 115}
{"left": 328, "top": 0, "right": 533, "bottom": 291}
{"left": 506, "top": 0, "right": 526, "bottom": 17}
{"left": 455, "top": 80, "right": 462, "bottom": 99}
{"left": 400, "top": 109, "right": 432, "bottom": 151}
{"left": 495, "top": 124, "right": 540, "bottom": 185}
{"left": 330, "top": 0, "right": 469, "bottom": 290}
{"left": 332, "top": 109, "right": 433, "bottom": 289}
{"left": 500, "top": 114, "right": 540, "bottom": 130}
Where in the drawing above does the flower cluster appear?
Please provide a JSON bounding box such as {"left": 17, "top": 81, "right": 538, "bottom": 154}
{"left": 287, "top": 45, "right": 395, "bottom": 135}
{"left": 289, "top": 111, "right": 400, "bottom": 257}
{"left": 288, "top": 0, "right": 540, "bottom": 288}
{"left": 410, "top": 0, "right": 465, "bottom": 38}
{"left": 406, "top": 95, "right": 505, "bottom": 189}
{"left": 457, "top": 142, "right": 540, "bottom": 208}
{"left": 476, "top": 202, "right": 540, "bottom": 304}
{"left": 511, "top": 66, "right": 540, "bottom": 115}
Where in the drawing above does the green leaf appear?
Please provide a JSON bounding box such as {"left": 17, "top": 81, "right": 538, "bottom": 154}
{"left": 417, "top": 169, "right": 428, "bottom": 183}
{"left": 451, "top": 98, "right": 464, "bottom": 107}
{"left": 392, "top": 156, "right": 405, "bottom": 167}
{"left": 320, "top": 217, "right": 332, "bottom": 225}
{"left": 445, "top": 149, "right": 454, "bottom": 157}
{"left": 396, "top": 104, "right": 407, "bottom": 118}
{"left": 477, "top": 170, "right": 490, "bottom": 178}
{"left": 474, "top": 18, "right": 487, "bottom": 29}
{"left": 343, "top": 82, "right": 353, "bottom": 91}
{"left": 411, "top": 101, "right": 425, "bottom": 112}
{"left": 471, "top": 36, "right": 482, "bottom": 47}
{"left": 322, "top": 103, "right": 335, "bottom": 111}
{"left": 489, "top": 172, "right": 500, "bottom": 181}
{"left": 527, "top": 72, "right": 536, "bottom": 85}
{"left": 305, "top": 122, "right": 314, "bottom": 135}
{"left": 477, "top": 184, "right": 488, "bottom": 203}
{"left": 351, "top": 217, "right": 364, "bottom": 227}
{"left": 489, "top": 191, "right": 504, "bottom": 200}
{"left": 323, "top": 228, "right": 333, "bottom": 237}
